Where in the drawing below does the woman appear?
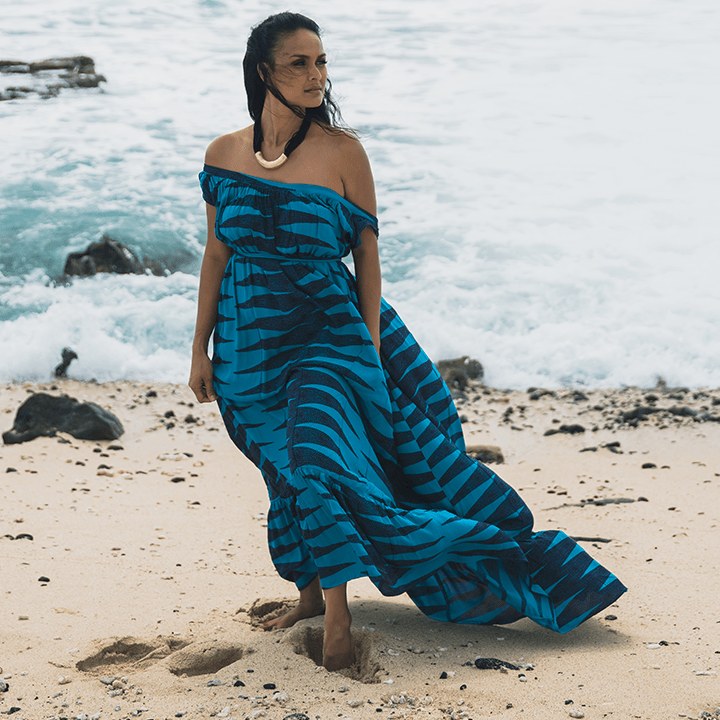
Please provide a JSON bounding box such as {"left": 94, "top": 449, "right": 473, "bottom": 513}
{"left": 189, "top": 12, "right": 626, "bottom": 672}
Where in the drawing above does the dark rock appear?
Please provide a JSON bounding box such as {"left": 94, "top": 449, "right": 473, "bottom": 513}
{"left": 667, "top": 391, "right": 687, "bottom": 400}
{"left": 54, "top": 347, "right": 78, "bottom": 378}
{"left": 63, "top": 236, "right": 145, "bottom": 277}
{"left": 466, "top": 444, "right": 504, "bottom": 464}
{"left": 6, "top": 467, "right": 18, "bottom": 472}
{"left": 233, "top": 680, "right": 245, "bottom": 687}
{"left": 170, "top": 477, "right": 185, "bottom": 483}
{"left": 642, "top": 463, "right": 657, "bottom": 469}
{"left": 263, "top": 683, "right": 276, "bottom": 690}
{"left": 15, "top": 533, "right": 34, "bottom": 540}
{"left": 0, "top": 56, "right": 105, "bottom": 101}
{"left": 528, "top": 388, "right": 556, "bottom": 401}
{"left": 3, "top": 393, "right": 124, "bottom": 445}
{"left": 620, "top": 406, "right": 659, "bottom": 423}
{"left": 544, "top": 424, "right": 585, "bottom": 436}
{"left": 436, "top": 356, "right": 484, "bottom": 390}
{"left": 38, "top": 576, "right": 50, "bottom": 582}
{"left": 474, "top": 657, "right": 519, "bottom": 670}
{"left": 668, "top": 406, "right": 698, "bottom": 418}
{"left": 439, "top": 671, "right": 448, "bottom": 679}
{"left": 605, "top": 614, "right": 617, "bottom": 621}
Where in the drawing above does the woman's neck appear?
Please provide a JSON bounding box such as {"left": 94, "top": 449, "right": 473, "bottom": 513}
{"left": 260, "top": 96, "right": 305, "bottom": 153}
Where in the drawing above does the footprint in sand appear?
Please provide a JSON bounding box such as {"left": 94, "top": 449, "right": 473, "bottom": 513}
{"left": 76, "top": 636, "right": 189, "bottom": 672}
{"left": 284, "top": 623, "right": 383, "bottom": 684}
{"left": 164, "top": 639, "right": 250, "bottom": 677}
{"left": 76, "top": 635, "right": 250, "bottom": 677}
{"left": 245, "top": 597, "right": 300, "bottom": 627}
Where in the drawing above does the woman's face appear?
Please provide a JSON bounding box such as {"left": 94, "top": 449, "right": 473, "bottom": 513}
{"left": 265, "top": 29, "right": 327, "bottom": 108}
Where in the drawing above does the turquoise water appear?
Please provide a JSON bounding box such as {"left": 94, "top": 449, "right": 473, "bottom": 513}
{"left": 1, "top": 0, "right": 719, "bottom": 387}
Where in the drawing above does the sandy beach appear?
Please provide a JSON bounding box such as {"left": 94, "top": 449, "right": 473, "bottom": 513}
{"left": 1, "top": 378, "right": 718, "bottom": 720}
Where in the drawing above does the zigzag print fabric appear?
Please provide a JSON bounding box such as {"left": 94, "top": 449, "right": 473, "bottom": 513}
{"left": 199, "top": 165, "right": 626, "bottom": 633}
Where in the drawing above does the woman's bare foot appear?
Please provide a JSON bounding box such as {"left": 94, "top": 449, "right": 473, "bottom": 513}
{"left": 322, "top": 583, "right": 354, "bottom": 671}
{"left": 260, "top": 576, "right": 324, "bottom": 630}
{"left": 323, "top": 617, "right": 354, "bottom": 671}
{"left": 260, "top": 599, "right": 324, "bottom": 630}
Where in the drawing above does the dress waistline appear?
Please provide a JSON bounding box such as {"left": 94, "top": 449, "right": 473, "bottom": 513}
{"left": 234, "top": 250, "right": 343, "bottom": 265}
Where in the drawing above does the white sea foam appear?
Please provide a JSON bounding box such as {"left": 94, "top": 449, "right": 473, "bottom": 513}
{"left": 1, "top": 0, "right": 719, "bottom": 387}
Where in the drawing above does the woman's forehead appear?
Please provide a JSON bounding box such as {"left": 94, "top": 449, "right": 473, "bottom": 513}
{"left": 275, "top": 29, "right": 324, "bottom": 58}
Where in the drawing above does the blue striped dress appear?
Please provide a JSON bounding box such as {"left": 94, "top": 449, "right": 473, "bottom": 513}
{"left": 199, "top": 164, "right": 626, "bottom": 633}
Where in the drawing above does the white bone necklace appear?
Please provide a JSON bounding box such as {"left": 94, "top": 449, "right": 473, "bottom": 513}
{"left": 254, "top": 151, "right": 288, "bottom": 169}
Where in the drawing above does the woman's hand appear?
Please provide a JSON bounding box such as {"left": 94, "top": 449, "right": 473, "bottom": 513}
{"left": 188, "top": 351, "right": 218, "bottom": 403}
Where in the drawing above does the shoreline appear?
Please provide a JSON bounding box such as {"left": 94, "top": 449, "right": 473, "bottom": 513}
{"left": 1, "top": 379, "right": 719, "bottom": 719}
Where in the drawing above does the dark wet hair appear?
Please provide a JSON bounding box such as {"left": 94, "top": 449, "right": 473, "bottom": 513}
{"left": 243, "top": 12, "right": 354, "bottom": 159}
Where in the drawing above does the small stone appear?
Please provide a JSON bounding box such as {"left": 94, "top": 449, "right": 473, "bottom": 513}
{"left": 475, "top": 657, "right": 520, "bottom": 671}
{"left": 207, "top": 678, "right": 223, "bottom": 686}
{"left": 100, "top": 676, "right": 115, "bottom": 685}
{"left": 273, "top": 691, "right": 289, "bottom": 704}
{"left": 338, "top": 686, "right": 349, "bottom": 693}
{"left": 569, "top": 712, "right": 585, "bottom": 719}
{"left": 263, "top": 682, "right": 276, "bottom": 690}
{"left": 0, "top": 679, "right": 8, "bottom": 692}
{"left": 347, "top": 699, "right": 364, "bottom": 708}
{"left": 58, "top": 675, "right": 72, "bottom": 685}
{"left": 439, "top": 672, "right": 448, "bottom": 679}
{"left": 605, "top": 614, "right": 617, "bottom": 621}
{"left": 233, "top": 679, "right": 245, "bottom": 687}
{"left": 518, "top": 674, "right": 527, "bottom": 682}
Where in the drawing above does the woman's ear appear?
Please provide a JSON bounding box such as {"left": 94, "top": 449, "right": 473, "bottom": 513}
{"left": 257, "top": 63, "right": 265, "bottom": 82}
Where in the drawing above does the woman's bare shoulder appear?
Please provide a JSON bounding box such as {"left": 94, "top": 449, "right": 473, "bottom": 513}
{"left": 331, "top": 131, "right": 376, "bottom": 215}
{"left": 205, "top": 127, "right": 253, "bottom": 167}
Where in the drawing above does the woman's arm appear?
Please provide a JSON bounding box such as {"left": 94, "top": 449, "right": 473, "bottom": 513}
{"left": 342, "top": 139, "right": 381, "bottom": 356}
{"left": 188, "top": 202, "right": 232, "bottom": 402}
{"left": 351, "top": 229, "right": 381, "bottom": 355}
